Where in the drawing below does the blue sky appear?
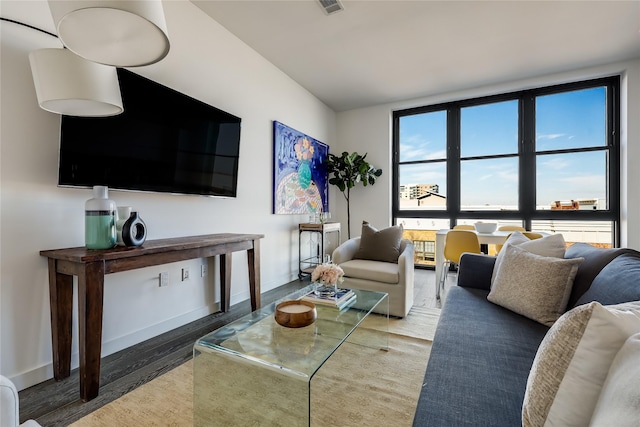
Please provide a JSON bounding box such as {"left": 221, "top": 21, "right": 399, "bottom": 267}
{"left": 399, "top": 87, "right": 607, "bottom": 208}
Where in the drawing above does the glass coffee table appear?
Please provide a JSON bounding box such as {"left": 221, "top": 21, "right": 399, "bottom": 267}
{"left": 193, "top": 285, "right": 388, "bottom": 426}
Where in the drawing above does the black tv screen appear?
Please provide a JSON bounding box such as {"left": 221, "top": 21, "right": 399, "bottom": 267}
{"left": 58, "top": 68, "right": 241, "bottom": 197}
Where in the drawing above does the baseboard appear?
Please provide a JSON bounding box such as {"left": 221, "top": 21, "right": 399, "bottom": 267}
{"left": 13, "top": 276, "right": 299, "bottom": 391}
{"left": 12, "top": 302, "right": 220, "bottom": 391}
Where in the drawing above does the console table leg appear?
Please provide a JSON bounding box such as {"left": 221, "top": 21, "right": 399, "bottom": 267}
{"left": 220, "top": 254, "right": 232, "bottom": 312}
{"left": 77, "top": 261, "right": 105, "bottom": 402}
{"left": 248, "top": 239, "right": 261, "bottom": 311}
{"left": 48, "top": 259, "right": 73, "bottom": 380}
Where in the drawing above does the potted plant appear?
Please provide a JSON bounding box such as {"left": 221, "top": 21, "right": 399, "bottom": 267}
{"left": 326, "top": 151, "right": 382, "bottom": 238}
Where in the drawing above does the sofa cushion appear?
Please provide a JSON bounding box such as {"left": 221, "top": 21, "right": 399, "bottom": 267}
{"left": 589, "top": 333, "right": 640, "bottom": 426}
{"left": 574, "top": 254, "right": 640, "bottom": 307}
{"left": 353, "top": 221, "right": 403, "bottom": 263}
{"left": 413, "top": 286, "right": 549, "bottom": 427}
{"left": 522, "top": 301, "right": 640, "bottom": 427}
{"left": 488, "top": 244, "right": 583, "bottom": 326}
{"left": 565, "top": 243, "right": 639, "bottom": 308}
{"left": 339, "top": 259, "right": 399, "bottom": 284}
{"left": 491, "top": 232, "right": 567, "bottom": 285}
{"left": 457, "top": 253, "right": 497, "bottom": 291}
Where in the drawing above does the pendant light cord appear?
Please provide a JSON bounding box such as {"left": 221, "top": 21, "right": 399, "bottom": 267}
{"left": 0, "top": 17, "right": 58, "bottom": 39}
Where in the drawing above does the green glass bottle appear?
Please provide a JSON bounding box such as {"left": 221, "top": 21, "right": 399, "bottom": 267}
{"left": 85, "top": 186, "right": 116, "bottom": 249}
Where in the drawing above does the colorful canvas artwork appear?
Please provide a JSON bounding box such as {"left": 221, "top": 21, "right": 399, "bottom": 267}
{"left": 273, "top": 121, "right": 329, "bottom": 214}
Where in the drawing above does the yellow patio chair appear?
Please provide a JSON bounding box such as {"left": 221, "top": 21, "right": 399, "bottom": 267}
{"left": 438, "top": 230, "right": 481, "bottom": 300}
{"left": 453, "top": 225, "right": 475, "bottom": 230}
{"left": 498, "top": 225, "right": 525, "bottom": 232}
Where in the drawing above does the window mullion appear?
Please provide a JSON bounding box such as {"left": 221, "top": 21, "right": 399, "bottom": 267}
{"left": 447, "top": 108, "right": 460, "bottom": 226}
{"left": 521, "top": 94, "right": 536, "bottom": 230}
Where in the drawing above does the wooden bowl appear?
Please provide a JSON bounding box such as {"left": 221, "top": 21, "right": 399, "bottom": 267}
{"left": 275, "top": 300, "right": 317, "bottom": 328}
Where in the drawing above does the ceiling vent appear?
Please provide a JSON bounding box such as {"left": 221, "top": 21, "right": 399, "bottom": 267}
{"left": 318, "top": 0, "right": 344, "bottom": 15}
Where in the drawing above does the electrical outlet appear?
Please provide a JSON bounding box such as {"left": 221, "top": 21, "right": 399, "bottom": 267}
{"left": 182, "top": 267, "right": 190, "bottom": 281}
{"left": 159, "top": 272, "right": 169, "bottom": 287}
{"left": 201, "top": 264, "right": 207, "bottom": 277}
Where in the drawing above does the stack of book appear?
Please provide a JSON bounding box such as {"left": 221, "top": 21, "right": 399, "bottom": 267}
{"left": 301, "top": 287, "right": 356, "bottom": 310}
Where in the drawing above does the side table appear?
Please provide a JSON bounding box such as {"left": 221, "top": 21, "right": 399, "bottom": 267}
{"left": 40, "top": 233, "right": 263, "bottom": 401}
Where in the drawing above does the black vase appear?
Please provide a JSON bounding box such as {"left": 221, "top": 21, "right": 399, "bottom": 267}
{"left": 122, "top": 211, "right": 147, "bottom": 247}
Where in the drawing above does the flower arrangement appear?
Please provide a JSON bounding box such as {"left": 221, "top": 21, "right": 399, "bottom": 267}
{"left": 294, "top": 137, "right": 314, "bottom": 162}
{"left": 311, "top": 263, "right": 344, "bottom": 286}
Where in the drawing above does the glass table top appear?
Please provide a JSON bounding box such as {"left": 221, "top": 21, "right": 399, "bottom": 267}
{"left": 194, "top": 284, "right": 388, "bottom": 379}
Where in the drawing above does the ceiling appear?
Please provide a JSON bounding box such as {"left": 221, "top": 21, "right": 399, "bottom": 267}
{"left": 193, "top": 0, "right": 640, "bottom": 111}
{"left": 2, "top": 1, "right": 638, "bottom": 113}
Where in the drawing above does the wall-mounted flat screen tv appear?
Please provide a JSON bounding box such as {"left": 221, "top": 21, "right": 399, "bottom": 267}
{"left": 58, "top": 68, "right": 241, "bottom": 197}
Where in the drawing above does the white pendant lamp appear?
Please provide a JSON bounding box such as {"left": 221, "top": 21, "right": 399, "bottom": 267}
{"left": 29, "top": 48, "right": 123, "bottom": 117}
{"left": 48, "top": 0, "right": 170, "bottom": 67}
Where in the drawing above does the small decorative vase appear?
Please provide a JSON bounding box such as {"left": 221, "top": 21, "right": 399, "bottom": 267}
{"left": 121, "top": 211, "right": 147, "bottom": 247}
{"left": 85, "top": 186, "right": 116, "bottom": 249}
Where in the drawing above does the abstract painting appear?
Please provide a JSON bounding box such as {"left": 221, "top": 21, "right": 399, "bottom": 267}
{"left": 273, "top": 121, "right": 329, "bottom": 214}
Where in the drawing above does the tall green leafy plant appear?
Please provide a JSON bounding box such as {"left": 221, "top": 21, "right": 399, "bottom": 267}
{"left": 326, "top": 151, "right": 383, "bottom": 238}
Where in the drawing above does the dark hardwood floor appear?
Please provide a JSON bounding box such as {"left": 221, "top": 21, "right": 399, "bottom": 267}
{"left": 19, "top": 269, "right": 439, "bottom": 426}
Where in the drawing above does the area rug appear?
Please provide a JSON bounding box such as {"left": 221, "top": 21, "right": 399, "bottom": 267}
{"left": 70, "top": 307, "right": 440, "bottom": 427}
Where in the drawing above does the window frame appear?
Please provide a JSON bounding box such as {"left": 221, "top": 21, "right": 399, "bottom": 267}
{"left": 392, "top": 76, "right": 621, "bottom": 246}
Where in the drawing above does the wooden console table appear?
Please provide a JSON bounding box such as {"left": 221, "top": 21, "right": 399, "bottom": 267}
{"left": 40, "top": 233, "right": 263, "bottom": 402}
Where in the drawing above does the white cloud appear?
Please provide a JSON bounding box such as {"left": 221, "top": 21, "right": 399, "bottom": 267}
{"left": 399, "top": 143, "right": 430, "bottom": 161}
{"left": 497, "top": 169, "right": 518, "bottom": 182}
{"left": 537, "top": 133, "right": 569, "bottom": 140}
{"left": 540, "top": 157, "right": 570, "bottom": 170}
{"left": 400, "top": 134, "right": 446, "bottom": 161}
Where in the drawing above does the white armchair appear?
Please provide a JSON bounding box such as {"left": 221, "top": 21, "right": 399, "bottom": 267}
{"left": 332, "top": 237, "right": 414, "bottom": 317}
{"left": 0, "top": 376, "right": 41, "bottom": 427}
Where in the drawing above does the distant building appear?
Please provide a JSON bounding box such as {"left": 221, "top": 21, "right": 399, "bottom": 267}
{"left": 400, "top": 184, "right": 440, "bottom": 199}
{"left": 550, "top": 199, "right": 604, "bottom": 211}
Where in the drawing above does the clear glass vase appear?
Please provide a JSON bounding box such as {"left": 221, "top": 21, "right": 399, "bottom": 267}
{"left": 314, "top": 282, "right": 337, "bottom": 297}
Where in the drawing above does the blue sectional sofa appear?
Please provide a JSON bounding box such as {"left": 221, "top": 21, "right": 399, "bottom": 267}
{"left": 413, "top": 243, "right": 640, "bottom": 426}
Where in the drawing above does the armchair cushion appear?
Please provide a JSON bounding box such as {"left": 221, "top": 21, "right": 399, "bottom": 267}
{"left": 354, "top": 221, "right": 403, "bottom": 263}
{"left": 339, "top": 259, "right": 399, "bottom": 284}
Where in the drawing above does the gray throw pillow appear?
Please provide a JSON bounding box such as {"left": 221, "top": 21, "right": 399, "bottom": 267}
{"left": 491, "top": 232, "right": 567, "bottom": 286}
{"left": 354, "top": 221, "right": 403, "bottom": 263}
{"left": 488, "top": 244, "right": 583, "bottom": 326}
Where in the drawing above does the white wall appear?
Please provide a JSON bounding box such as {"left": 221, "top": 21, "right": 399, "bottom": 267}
{"left": 0, "top": 0, "right": 336, "bottom": 389}
{"left": 335, "top": 60, "right": 640, "bottom": 248}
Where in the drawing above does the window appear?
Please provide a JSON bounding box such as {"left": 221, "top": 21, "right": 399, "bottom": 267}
{"left": 393, "top": 77, "right": 620, "bottom": 253}
{"left": 460, "top": 100, "right": 519, "bottom": 210}
{"left": 535, "top": 87, "right": 609, "bottom": 211}
{"left": 398, "top": 111, "right": 447, "bottom": 212}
